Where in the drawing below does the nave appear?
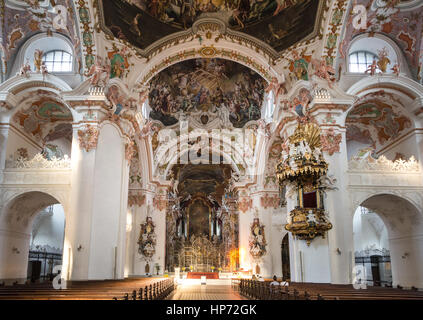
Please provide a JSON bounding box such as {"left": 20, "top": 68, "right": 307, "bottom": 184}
{"left": 1, "top": 278, "right": 423, "bottom": 301}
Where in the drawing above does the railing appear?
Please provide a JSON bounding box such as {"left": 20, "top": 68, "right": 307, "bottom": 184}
{"left": 112, "top": 279, "right": 175, "bottom": 300}
{"left": 238, "top": 279, "right": 317, "bottom": 300}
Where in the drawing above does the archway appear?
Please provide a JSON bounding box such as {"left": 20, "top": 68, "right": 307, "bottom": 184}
{"left": 0, "top": 191, "right": 66, "bottom": 284}
{"left": 353, "top": 194, "right": 423, "bottom": 288}
{"left": 281, "top": 233, "right": 291, "bottom": 281}
{"left": 28, "top": 204, "right": 65, "bottom": 283}
{"left": 353, "top": 206, "right": 392, "bottom": 287}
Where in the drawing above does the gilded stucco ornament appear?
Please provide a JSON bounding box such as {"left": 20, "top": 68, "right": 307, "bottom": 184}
{"left": 249, "top": 209, "right": 267, "bottom": 260}
{"left": 77, "top": 125, "right": 99, "bottom": 152}
{"left": 276, "top": 122, "right": 333, "bottom": 245}
{"left": 138, "top": 215, "right": 156, "bottom": 261}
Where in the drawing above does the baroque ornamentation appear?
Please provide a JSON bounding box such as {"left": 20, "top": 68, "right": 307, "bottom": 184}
{"left": 349, "top": 153, "right": 420, "bottom": 173}
{"left": 276, "top": 122, "right": 332, "bottom": 245}
{"left": 125, "top": 140, "right": 135, "bottom": 162}
{"left": 128, "top": 191, "right": 145, "bottom": 207}
{"left": 7, "top": 153, "right": 71, "bottom": 169}
{"left": 249, "top": 215, "right": 267, "bottom": 260}
{"left": 321, "top": 128, "right": 342, "bottom": 156}
{"left": 260, "top": 194, "right": 280, "bottom": 210}
{"left": 77, "top": 125, "right": 99, "bottom": 152}
{"left": 153, "top": 195, "right": 167, "bottom": 211}
{"left": 138, "top": 216, "right": 156, "bottom": 261}
{"left": 238, "top": 197, "right": 252, "bottom": 213}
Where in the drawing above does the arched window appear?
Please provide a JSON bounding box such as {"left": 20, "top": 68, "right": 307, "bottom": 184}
{"left": 348, "top": 51, "right": 378, "bottom": 73}
{"left": 42, "top": 50, "right": 72, "bottom": 72}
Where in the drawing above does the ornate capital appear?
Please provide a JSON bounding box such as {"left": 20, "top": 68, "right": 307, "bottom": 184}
{"left": 128, "top": 191, "right": 146, "bottom": 207}
{"left": 321, "top": 128, "right": 342, "bottom": 156}
{"left": 77, "top": 125, "right": 99, "bottom": 152}
{"left": 260, "top": 194, "right": 280, "bottom": 210}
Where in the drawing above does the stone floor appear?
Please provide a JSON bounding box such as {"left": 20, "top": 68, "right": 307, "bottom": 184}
{"left": 169, "top": 279, "right": 245, "bottom": 300}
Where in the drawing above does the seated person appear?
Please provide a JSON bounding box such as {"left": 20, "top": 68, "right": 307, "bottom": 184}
{"left": 270, "top": 275, "right": 279, "bottom": 286}
{"left": 280, "top": 280, "right": 289, "bottom": 286}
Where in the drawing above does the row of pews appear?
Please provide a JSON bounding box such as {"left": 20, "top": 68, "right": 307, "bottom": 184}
{"left": 112, "top": 279, "right": 174, "bottom": 300}
{"left": 0, "top": 278, "right": 174, "bottom": 300}
{"left": 238, "top": 279, "right": 423, "bottom": 300}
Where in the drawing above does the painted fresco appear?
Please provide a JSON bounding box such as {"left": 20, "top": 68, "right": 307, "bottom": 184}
{"left": 148, "top": 58, "right": 266, "bottom": 127}
{"left": 102, "top": 0, "right": 320, "bottom": 52}
{"left": 188, "top": 199, "right": 210, "bottom": 238}
{"left": 2, "top": 0, "right": 82, "bottom": 75}
{"left": 346, "top": 100, "right": 412, "bottom": 147}
{"left": 13, "top": 99, "right": 73, "bottom": 140}
{"left": 339, "top": 0, "right": 423, "bottom": 80}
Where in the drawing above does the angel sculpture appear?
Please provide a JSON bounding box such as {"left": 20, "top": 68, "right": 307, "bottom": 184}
{"left": 87, "top": 56, "right": 110, "bottom": 87}
{"left": 40, "top": 62, "right": 48, "bottom": 76}
{"left": 312, "top": 59, "right": 336, "bottom": 88}
{"left": 19, "top": 60, "right": 31, "bottom": 77}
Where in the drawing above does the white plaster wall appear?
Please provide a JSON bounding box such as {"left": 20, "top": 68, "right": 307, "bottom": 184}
{"left": 5, "top": 128, "right": 41, "bottom": 161}
{"left": 347, "top": 140, "right": 371, "bottom": 161}
{"left": 64, "top": 127, "right": 97, "bottom": 280}
{"left": 47, "top": 138, "right": 72, "bottom": 158}
{"left": 270, "top": 209, "right": 286, "bottom": 278}
{"left": 88, "top": 124, "right": 127, "bottom": 280}
{"left": 353, "top": 208, "right": 389, "bottom": 252}
{"left": 380, "top": 133, "right": 420, "bottom": 161}
{"left": 0, "top": 230, "right": 31, "bottom": 282}
{"left": 30, "top": 204, "right": 65, "bottom": 250}
{"left": 131, "top": 197, "right": 165, "bottom": 276}
{"left": 238, "top": 209, "right": 252, "bottom": 271}
{"left": 389, "top": 235, "right": 423, "bottom": 288}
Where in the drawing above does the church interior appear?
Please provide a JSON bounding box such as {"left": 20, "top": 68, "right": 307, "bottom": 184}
{"left": 1, "top": 0, "right": 423, "bottom": 302}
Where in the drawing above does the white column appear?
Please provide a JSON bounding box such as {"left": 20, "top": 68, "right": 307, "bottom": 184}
{"left": 286, "top": 184, "right": 332, "bottom": 283}
{"left": 65, "top": 120, "right": 129, "bottom": 280}
{"left": 324, "top": 128, "right": 353, "bottom": 284}
{"left": 0, "top": 124, "right": 9, "bottom": 171}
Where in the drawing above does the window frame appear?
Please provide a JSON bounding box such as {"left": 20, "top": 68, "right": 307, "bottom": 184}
{"left": 42, "top": 50, "right": 73, "bottom": 73}
{"left": 348, "top": 51, "right": 378, "bottom": 74}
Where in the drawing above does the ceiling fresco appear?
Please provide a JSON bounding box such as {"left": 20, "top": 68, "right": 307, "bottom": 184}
{"left": 339, "top": 0, "right": 423, "bottom": 80}
{"left": 346, "top": 98, "right": 412, "bottom": 149}
{"left": 13, "top": 99, "right": 73, "bottom": 142}
{"left": 101, "top": 0, "right": 321, "bottom": 52}
{"left": 170, "top": 164, "right": 232, "bottom": 201}
{"left": 2, "top": 0, "right": 81, "bottom": 76}
{"left": 148, "top": 58, "right": 266, "bottom": 127}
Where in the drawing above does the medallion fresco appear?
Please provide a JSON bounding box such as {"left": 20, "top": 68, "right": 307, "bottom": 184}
{"left": 148, "top": 58, "right": 266, "bottom": 128}
{"left": 101, "top": 0, "right": 321, "bottom": 52}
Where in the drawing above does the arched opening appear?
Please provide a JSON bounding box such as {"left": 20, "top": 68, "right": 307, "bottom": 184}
{"left": 345, "top": 94, "right": 414, "bottom": 161}
{"left": 353, "top": 206, "right": 392, "bottom": 287}
{"left": 6, "top": 94, "right": 74, "bottom": 168}
{"left": 28, "top": 204, "right": 65, "bottom": 283}
{"left": 0, "top": 191, "right": 66, "bottom": 285}
{"left": 353, "top": 194, "right": 423, "bottom": 288}
{"left": 281, "top": 233, "right": 291, "bottom": 281}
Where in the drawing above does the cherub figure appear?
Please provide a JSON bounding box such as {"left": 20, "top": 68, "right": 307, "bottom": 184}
{"left": 40, "top": 61, "right": 48, "bottom": 76}
{"left": 265, "top": 76, "right": 286, "bottom": 99}
{"left": 19, "top": 60, "right": 31, "bottom": 77}
{"left": 312, "top": 59, "right": 336, "bottom": 88}
{"left": 365, "top": 59, "right": 378, "bottom": 76}
{"left": 87, "top": 56, "right": 110, "bottom": 87}
{"left": 391, "top": 62, "right": 400, "bottom": 76}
